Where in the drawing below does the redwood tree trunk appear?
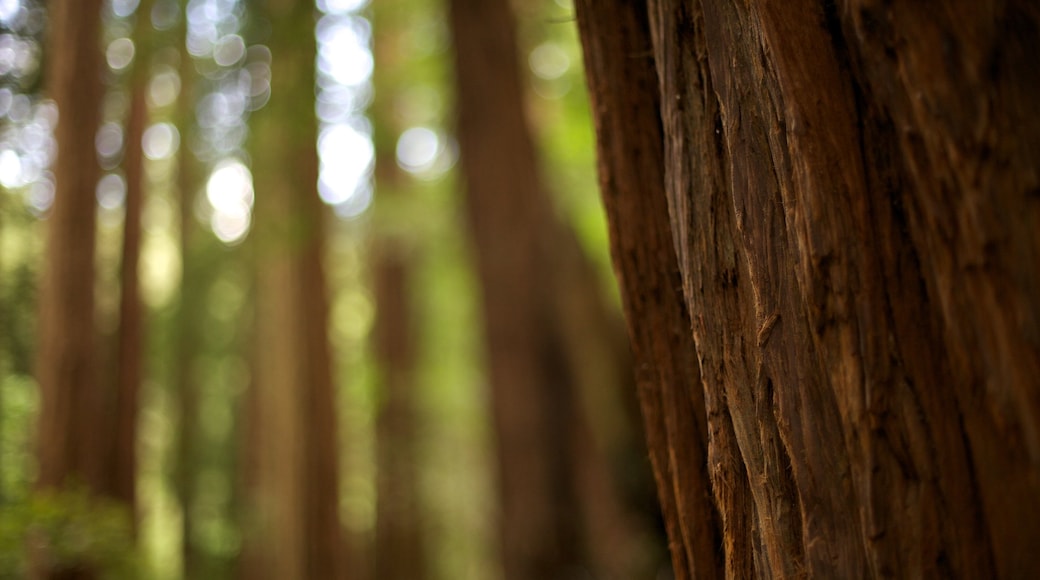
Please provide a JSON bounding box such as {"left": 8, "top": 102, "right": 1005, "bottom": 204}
{"left": 33, "top": 0, "right": 106, "bottom": 577}
{"left": 576, "top": 0, "right": 1040, "bottom": 578}
{"left": 106, "top": 0, "right": 154, "bottom": 524}
{"left": 241, "top": 1, "right": 344, "bottom": 578}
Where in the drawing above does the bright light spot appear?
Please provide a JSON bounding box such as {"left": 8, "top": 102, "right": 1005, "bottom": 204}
{"left": 206, "top": 159, "right": 253, "bottom": 244}
{"left": 317, "top": 123, "right": 372, "bottom": 205}
{"left": 213, "top": 34, "right": 245, "bottom": 67}
{"left": 143, "top": 122, "right": 180, "bottom": 160}
{"left": 0, "top": 149, "right": 22, "bottom": 187}
{"left": 97, "top": 173, "right": 127, "bottom": 209}
{"left": 7, "top": 93, "right": 29, "bottom": 121}
{"left": 211, "top": 210, "right": 250, "bottom": 244}
{"left": 333, "top": 180, "right": 371, "bottom": 219}
{"left": 96, "top": 122, "right": 124, "bottom": 160}
{"left": 529, "top": 42, "right": 570, "bottom": 80}
{"left": 0, "top": 87, "right": 11, "bottom": 116}
{"left": 106, "top": 37, "right": 136, "bottom": 71}
{"left": 317, "top": 0, "right": 368, "bottom": 14}
{"left": 26, "top": 174, "right": 53, "bottom": 213}
{"left": 317, "top": 19, "right": 372, "bottom": 86}
{"left": 395, "top": 127, "right": 439, "bottom": 173}
{"left": 0, "top": 0, "right": 18, "bottom": 23}
{"left": 35, "top": 99, "right": 59, "bottom": 129}
{"left": 148, "top": 68, "right": 181, "bottom": 108}
{"left": 111, "top": 0, "right": 140, "bottom": 18}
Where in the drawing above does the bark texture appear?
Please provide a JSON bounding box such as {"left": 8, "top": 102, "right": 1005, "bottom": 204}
{"left": 576, "top": 0, "right": 1040, "bottom": 578}
{"left": 241, "top": 1, "right": 344, "bottom": 578}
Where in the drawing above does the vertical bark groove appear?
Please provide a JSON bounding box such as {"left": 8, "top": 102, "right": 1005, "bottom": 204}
{"left": 578, "top": 0, "right": 1040, "bottom": 577}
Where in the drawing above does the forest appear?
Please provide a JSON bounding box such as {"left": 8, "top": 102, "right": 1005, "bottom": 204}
{"left": 3, "top": 0, "right": 668, "bottom": 578}
{"left": 4, "top": 0, "right": 1040, "bottom": 579}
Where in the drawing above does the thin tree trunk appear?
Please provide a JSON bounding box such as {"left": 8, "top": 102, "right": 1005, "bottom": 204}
{"left": 370, "top": 4, "right": 425, "bottom": 577}
{"left": 172, "top": 0, "right": 204, "bottom": 573}
{"left": 107, "top": 0, "right": 155, "bottom": 528}
{"left": 576, "top": 1, "right": 1040, "bottom": 577}
{"left": 371, "top": 235, "right": 425, "bottom": 580}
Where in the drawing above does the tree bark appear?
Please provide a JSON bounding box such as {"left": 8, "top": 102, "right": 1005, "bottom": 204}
{"left": 576, "top": 0, "right": 1040, "bottom": 577}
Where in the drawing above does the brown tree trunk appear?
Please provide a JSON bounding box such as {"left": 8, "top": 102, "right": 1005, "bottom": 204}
{"left": 371, "top": 232, "right": 425, "bottom": 580}
{"left": 576, "top": 0, "right": 1040, "bottom": 577}
{"left": 448, "top": 0, "right": 654, "bottom": 577}
{"left": 370, "top": 4, "right": 426, "bottom": 577}
{"left": 106, "top": 0, "right": 155, "bottom": 527}
{"left": 33, "top": 0, "right": 106, "bottom": 577}
{"left": 240, "top": 1, "right": 345, "bottom": 578}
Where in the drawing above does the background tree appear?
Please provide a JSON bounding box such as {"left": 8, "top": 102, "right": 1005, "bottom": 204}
{"left": 240, "top": 0, "right": 344, "bottom": 578}
{"left": 32, "top": 0, "right": 109, "bottom": 575}
{"left": 576, "top": 0, "right": 1040, "bottom": 577}
{"left": 449, "top": 0, "right": 663, "bottom": 577}
{"left": 371, "top": 1, "right": 426, "bottom": 577}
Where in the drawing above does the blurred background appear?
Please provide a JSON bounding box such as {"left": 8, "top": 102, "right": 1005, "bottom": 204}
{"left": 0, "top": 0, "right": 668, "bottom": 578}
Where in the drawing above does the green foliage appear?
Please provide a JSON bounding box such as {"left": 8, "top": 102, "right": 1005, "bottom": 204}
{"left": 0, "top": 487, "right": 140, "bottom": 579}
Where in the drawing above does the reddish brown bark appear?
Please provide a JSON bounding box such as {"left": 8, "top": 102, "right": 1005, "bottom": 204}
{"left": 33, "top": 1, "right": 106, "bottom": 577}
{"left": 105, "top": 0, "right": 155, "bottom": 522}
{"left": 577, "top": 0, "right": 1040, "bottom": 578}
{"left": 35, "top": 0, "right": 106, "bottom": 493}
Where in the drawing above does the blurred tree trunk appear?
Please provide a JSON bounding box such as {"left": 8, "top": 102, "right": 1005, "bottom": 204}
{"left": 576, "top": 1, "right": 1040, "bottom": 578}
{"left": 448, "top": 0, "right": 652, "bottom": 577}
{"left": 105, "top": 0, "right": 156, "bottom": 529}
{"left": 369, "top": 4, "right": 425, "bottom": 578}
{"left": 240, "top": 1, "right": 345, "bottom": 579}
{"left": 371, "top": 219, "right": 425, "bottom": 580}
{"left": 33, "top": 0, "right": 106, "bottom": 576}
{"left": 173, "top": 0, "right": 203, "bottom": 573}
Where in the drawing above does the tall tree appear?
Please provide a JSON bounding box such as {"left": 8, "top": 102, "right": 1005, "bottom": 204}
{"left": 371, "top": 3, "right": 426, "bottom": 577}
{"left": 33, "top": 0, "right": 106, "bottom": 576}
{"left": 240, "top": 1, "right": 344, "bottom": 578}
{"left": 173, "top": 0, "right": 204, "bottom": 572}
{"left": 576, "top": 0, "right": 1040, "bottom": 577}
{"left": 104, "top": 0, "right": 157, "bottom": 528}
{"left": 33, "top": 0, "right": 107, "bottom": 537}
{"left": 448, "top": 0, "right": 653, "bottom": 577}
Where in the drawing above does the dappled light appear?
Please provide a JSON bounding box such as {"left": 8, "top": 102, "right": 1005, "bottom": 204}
{"left": 205, "top": 158, "right": 252, "bottom": 244}
{"left": 0, "top": 0, "right": 671, "bottom": 578}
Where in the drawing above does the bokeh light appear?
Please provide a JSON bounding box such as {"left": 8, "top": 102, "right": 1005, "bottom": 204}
{"left": 205, "top": 158, "right": 253, "bottom": 244}
{"left": 316, "top": 2, "right": 374, "bottom": 216}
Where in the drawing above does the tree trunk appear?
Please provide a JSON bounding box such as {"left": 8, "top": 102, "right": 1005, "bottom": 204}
{"left": 106, "top": 0, "right": 155, "bottom": 527}
{"left": 174, "top": 0, "right": 203, "bottom": 571}
{"left": 371, "top": 233, "right": 425, "bottom": 580}
{"left": 448, "top": 0, "right": 656, "bottom": 577}
{"left": 576, "top": 0, "right": 1040, "bottom": 577}
{"left": 369, "top": 4, "right": 426, "bottom": 577}
{"left": 33, "top": 0, "right": 106, "bottom": 577}
{"left": 241, "top": 1, "right": 345, "bottom": 579}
